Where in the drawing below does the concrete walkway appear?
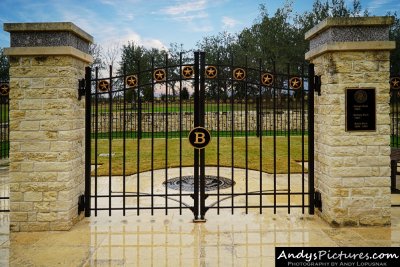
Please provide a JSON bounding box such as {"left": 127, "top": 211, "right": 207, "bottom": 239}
{"left": 1, "top": 166, "right": 400, "bottom": 266}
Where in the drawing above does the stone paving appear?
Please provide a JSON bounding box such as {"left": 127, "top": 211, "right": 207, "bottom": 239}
{"left": 0, "top": 165, "right": 400, "bottom": 266}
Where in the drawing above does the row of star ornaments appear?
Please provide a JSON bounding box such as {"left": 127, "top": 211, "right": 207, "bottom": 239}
{"left": 97, "top": 66, "right": 303, "bottom": 92}
{"left": 0, "top": 76, "right": 398, "bottom": 96}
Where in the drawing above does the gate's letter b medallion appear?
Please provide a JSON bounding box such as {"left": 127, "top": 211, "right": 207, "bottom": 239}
{"left": 188, "top": 127, "right": 211, "bottom": 149}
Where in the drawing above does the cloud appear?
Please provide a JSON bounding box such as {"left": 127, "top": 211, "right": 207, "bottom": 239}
{"left": 222, "top": 16, "right": 240, "bottom": 28}
{"left": 161, "top": 0, "right": 207, "bottom": 16}
{"left": 366, "top": 0, "right": 391, "bottom": 11}
{"left": 169, "top": 11, "right": 209, "bottom": 22}
{"left": 158, "top": 0, "right": 212, "bottom": 33}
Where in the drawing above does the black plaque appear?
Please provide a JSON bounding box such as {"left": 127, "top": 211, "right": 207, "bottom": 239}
{"left": 346, "top": 88, "right": 376, "bottom": 131}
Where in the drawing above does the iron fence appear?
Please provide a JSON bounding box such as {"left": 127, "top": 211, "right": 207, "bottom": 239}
{"left": 0, "top": 81, "right": 9, "bottom": 159}
{"left": 0, "top": 80, "right": 9, "bottom": 213}
{"left": 84, "top": 52, "right": 315, "bottom": 219}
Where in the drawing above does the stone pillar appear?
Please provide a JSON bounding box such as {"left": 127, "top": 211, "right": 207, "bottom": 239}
{"left": 305, "top": 17, "right": 395, "bottom": 226}
{"left": 3, "top": 23, "right": 93, "bottom": 231}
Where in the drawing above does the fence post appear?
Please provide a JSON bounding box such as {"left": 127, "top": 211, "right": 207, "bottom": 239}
{"left": 4, "top": 22, "right": 93, "bottom": 231}
{"left": 305, "top": 17, "right": 395, "bottom": 226}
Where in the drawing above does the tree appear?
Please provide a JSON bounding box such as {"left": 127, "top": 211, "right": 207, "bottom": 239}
{"left": 119, "top": 42, "right": 169, "bottom": 102}
{"left": 0, "top": 48, "right": 9, "bottom": 81}
{"left": 89, "top": 43, "right": 105, "bottom": 71}
{"left": 180, "top": 87, "right": 190, "bottom": 100}
{"left": 388, "top": 12, "right": 400, "bottom": 75}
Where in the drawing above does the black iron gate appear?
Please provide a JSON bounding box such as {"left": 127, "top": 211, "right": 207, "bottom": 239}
{"left": 0, "top": 81, "right": 9, "bottom": 214}
{"left": 82, "top": 52, "right": 315, "bottom": 219}
{"left": 0, "top": 81, "right": 9, "bottom": 160}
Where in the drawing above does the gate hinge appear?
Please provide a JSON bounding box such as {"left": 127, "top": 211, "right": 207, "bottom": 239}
{"left": 314, "top": 76, "right": 321, "bottom": 96}
{"left": 78, "top": 78, "right": 85, "bottom": 101}
{"left": 78, "top": 194, "right": 85, "bottom": 214}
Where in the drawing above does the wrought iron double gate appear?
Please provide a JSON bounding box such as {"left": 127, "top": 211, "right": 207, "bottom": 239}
{"left": 83, "top": 52, "right": 315, "bottom": 219}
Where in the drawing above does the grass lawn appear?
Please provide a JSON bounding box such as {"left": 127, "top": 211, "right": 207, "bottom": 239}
{"left": 92, "top": 136, "right": 308, "bottom": 176}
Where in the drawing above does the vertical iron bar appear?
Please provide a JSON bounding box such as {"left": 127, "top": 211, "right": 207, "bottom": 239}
{"left": 308, "top": 64, "right": 315, "bottom": 215}
{"left": 258, "top": 59, "right": 263, "bottom": 214}
{"left": 193, "top": 52, "right": 200, "bottom": 220}
{"left": 287, "top": 63, "right": 291, "bottom": 214}
{"left": 231, "top": 55, "right": 235, "bottom": 215}
{"left": 217, "top": 53, "right": 221, "bottom": 214}
{"left": 165, "top": 54, "right": 169, "bottom": 215}
{"left": 84, "top": 66, "right": 92, "bottom": 217}
{"left": 108, "top": 65, "right": 113, "bottom": 216}
{"left": 137, "top": 64, "right": 141, "bottom": 216}
{"left": 393, "top": 85, "right": 396, "bottom": 146}
{"left": 245, "top": 56, "right": 249, "bottom": 214}
{"left": 123, "top": 64, "right": 127, "bottom": 216}
{"left": 301, "top": 64, "right": 305, "bottom": 214}
{"left": 150, "top": 59, "right": 155, "bottom": 215}
{"left": 138, "top": 95, "right": 142, "bottom": 139}
{"left": 7, "top": 94, "right": 9, "bottom": 158}
{"left": 179, "top": 52, "right": 183, "bottom": 215}
{"left": 94, "top": 68, "right": 99, "bottom": 216}
{"left": 273, "top": 61, "right": 277, "bottom": 214}
{"left": 199, "top": 51, "right": 206, "bottom": 219}
{"left": 256, "top": 97, "right": 260, "bottom": 137}
{"left": 396, "top": 87, "right": 399, "bottom": 147}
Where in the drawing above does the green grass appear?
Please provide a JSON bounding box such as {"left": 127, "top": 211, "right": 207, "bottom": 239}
{"left": 91, "top": 136, "right": 308, "bottom": 176}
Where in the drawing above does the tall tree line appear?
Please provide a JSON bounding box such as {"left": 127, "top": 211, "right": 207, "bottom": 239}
{"left": 0, "top": 0, "right": 399, "bottom": 84}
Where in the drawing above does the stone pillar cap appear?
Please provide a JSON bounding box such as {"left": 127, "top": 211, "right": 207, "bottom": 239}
{"left": 3, "top": 22, "right": 93, "bottom": 44}
{"left": 305, "top": 16, "right": 394, "bottom": 41}
{"left": 305, "top": 16, "right": 396, "bottom": 60}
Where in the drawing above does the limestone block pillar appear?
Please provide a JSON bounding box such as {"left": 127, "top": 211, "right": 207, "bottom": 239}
{"left": 3, "top": 23, "right": 93, "bottom": 231}
{"left": 305, "top": 17, "right": 396, "bottom": 226}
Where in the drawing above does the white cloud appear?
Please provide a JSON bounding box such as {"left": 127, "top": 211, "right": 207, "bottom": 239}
{"left": 161, "top": 0, "right": 208, "bottom": 15}
{"left": 170, "top": 11, "right": 209, "bottom": 22}
{"left": 222, "top": 16, "right": 240, "bottom": 28}
{"left": 366, "top": 0, "right": 391, "bottom": 11}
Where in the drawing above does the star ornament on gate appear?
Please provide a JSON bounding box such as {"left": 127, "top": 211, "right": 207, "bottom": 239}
{"left": 205, "top": 66, "right": 217, "bottom": 79}
{"left": 126, "top": 75, "right": 138, "bottom": 87}
{"left": 97, "top": 80, "right": 110, "bottom": 92}
{"left": 289, "top": 77, "right": 302, "bottom": 90}
{"left": 233, "top": 68, "right": 246, "bottom": 81}
{"left": 182, "top": 66, "right": 194, "bottom": 79}
{"left": 261, "top": 73, "right": 274, "bottom": 86}
{"left": 154, "top": 69, "right": 166, "bottom": 82}
{"left": 391, "top": 77, "right": 400, "bottom": 90}
{"left": 0, "top": 83, "right": 10, "bottom": 96}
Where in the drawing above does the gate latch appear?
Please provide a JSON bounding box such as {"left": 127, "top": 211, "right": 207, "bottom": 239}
{"left": 314, "top": 76, "right": 321, "bottom": 96}
{"left": 78, "top": 78, "right": 85, "bottom": 101}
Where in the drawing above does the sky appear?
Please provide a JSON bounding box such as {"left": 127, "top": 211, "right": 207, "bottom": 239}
{"left": 0, "top": 0, "right": 399, "bottom": 55}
